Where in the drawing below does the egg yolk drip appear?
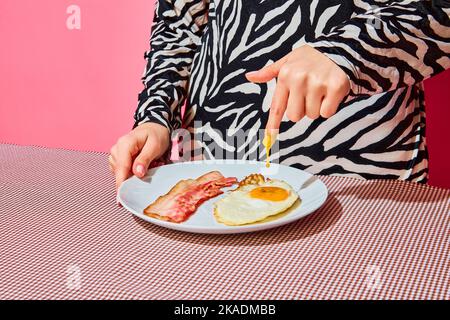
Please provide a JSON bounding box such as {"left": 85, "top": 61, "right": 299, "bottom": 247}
{"left": 263, "top": 133, "right": 271, "bottom": 168}
{"left": 249, "top": 186, "right": 289, "bottom": 201}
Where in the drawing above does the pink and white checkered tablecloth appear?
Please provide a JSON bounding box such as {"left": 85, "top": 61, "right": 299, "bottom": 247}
{"left": 0, "top": 143, "right": 448, "bottom": 300}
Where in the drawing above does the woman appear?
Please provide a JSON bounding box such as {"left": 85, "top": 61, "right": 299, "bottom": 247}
{"left": 109, "top": 0, "right": 449, "bottom": 193}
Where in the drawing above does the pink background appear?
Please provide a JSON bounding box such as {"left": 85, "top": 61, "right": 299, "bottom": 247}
{"left": 0, "top": 1, "right": 449, "bottom": 188}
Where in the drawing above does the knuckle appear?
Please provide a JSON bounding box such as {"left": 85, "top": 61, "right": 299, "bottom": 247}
{"left": 271, "top": 105, "right": 284, "bottom": 116}
{"left": 306, "top": 109, "right": 320, "bottom": 120}
{"left": 327, "top": 83, "right": 341, "bottom": 93}
{"left": 278, "top": 65, "right": 291, "bottom": 81}
{"left": 329, "top": 81, "right": 346, "bottom": 94}
{"left": 292, "top": 70, "right": 307, "bottom": 83}
{"left": 320, "top": 107, "right": 333, "bottom": 118}
{"left": 287, "top": 111, "right": 301, "bottom": 122}
{"left": 311, "top": 78, "right": 326, "bottom": 91}
{"left": 307, "top": 72, "right": 323, "bottom": 85}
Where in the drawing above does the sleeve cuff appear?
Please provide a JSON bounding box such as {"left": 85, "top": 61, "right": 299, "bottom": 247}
{"left": 132, "top": 110, "right": 172, "bottom": 131}
{"left": 132, "top": 113, "right": 173, "bottom": 164}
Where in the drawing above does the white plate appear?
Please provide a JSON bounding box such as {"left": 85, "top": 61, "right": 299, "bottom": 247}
{"left": 118, "top": 160, "right": 328, "bottom": 234}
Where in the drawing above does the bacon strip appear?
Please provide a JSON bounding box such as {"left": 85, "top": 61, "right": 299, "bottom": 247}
{"left": 144, "top": 171, "right": 238, "bottom": 223}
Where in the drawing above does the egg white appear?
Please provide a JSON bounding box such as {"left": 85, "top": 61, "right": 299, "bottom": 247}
{"left": 213, "top": 179, "right": 299, "bottom": 226}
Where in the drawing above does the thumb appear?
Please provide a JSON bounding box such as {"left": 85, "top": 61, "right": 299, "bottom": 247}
{"left": 132, "top": 139, "right": 159, "bottom": 178}
{"left": 245, "top": 55, "right": 288, "bottom": 83}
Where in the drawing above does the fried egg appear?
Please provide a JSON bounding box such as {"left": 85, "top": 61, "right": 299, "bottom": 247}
{"left": 213, "top": 179, "right": 299, "bottom": 226}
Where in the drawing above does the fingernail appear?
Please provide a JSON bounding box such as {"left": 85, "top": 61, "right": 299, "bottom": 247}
{"left": 246, "top": 71, "right": 257, "bottom": 76}
{"left": 136, "top": 164, "right": 145, "bottom": 176}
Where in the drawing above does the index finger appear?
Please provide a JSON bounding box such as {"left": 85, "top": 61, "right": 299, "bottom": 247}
{"left": 266, "top": 82, "right": 289, "bottom": 136}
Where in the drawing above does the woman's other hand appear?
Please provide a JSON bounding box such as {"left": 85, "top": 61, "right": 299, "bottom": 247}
{"left": 245, "top": 45, "right": 350, "bottom": 132}
{"left": 109, "top": 122, "right": 170, "bottom": 194}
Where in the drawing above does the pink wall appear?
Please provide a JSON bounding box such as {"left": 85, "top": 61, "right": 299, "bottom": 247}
{"left": 0, "top": 0, "right": 153, "bottom": 152}
{"left": 0, "top": 1, "right": 449, "bottom": 188}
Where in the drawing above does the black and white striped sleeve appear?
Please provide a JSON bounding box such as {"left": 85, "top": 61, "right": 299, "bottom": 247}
{"left": 132, "top": 0, "right": 209, "bottom": 130}
{"left": 309, "top": 0, "right": 450, "bottom": 97}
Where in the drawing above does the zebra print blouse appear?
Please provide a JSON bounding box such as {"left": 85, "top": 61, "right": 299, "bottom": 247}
{"left": 133, "top": 0, "right": 450, "bottom": 182}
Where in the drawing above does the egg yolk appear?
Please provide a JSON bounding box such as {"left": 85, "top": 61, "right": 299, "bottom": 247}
{"left": 249, "top": 186, "right": 289, "bottom": 201}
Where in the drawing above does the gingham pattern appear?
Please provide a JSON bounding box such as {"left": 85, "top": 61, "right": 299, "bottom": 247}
{"left": 0, "top": 143, "right": 448, "bottom": 300}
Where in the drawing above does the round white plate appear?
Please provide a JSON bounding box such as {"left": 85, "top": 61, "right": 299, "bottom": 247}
{"left": 118, "top": 160, "right": 328, "bottom": 234}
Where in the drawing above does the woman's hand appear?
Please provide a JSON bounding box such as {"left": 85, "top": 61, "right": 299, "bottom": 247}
{"left": 109, "top": 122, "right": 170, "bottom": 194}
{"left": 245, "top": 45, "right": 350, "bottom": 132}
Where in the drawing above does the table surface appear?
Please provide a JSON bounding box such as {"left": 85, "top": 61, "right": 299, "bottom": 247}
{"left": 0, "top": 143, "right": 448, "bottom": 300}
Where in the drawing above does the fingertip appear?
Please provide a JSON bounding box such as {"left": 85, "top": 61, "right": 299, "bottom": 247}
{"left": 319, "top": 108, "right": 328, "bottom": 118}
{"left": 246, "top": 70, "right": 275, "bottom": 83}
{"left": 245, "top": 71, "right": 260, "bottom": 83}
{"left": 320, "top": 101, "right": 337, "bottom": 119}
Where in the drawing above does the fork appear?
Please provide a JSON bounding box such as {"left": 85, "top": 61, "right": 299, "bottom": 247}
{"left": 296, "top": 175, "right": 318, "bottom": 193}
